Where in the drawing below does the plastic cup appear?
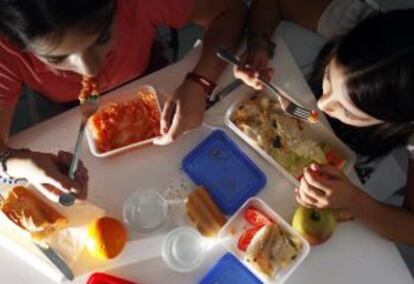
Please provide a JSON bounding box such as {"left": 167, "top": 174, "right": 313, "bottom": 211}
{"left": 123, "top": 190, "right": 168, "bottom": 234}
{"left": 161, "top": 227, "right": 207, "bottom": 273}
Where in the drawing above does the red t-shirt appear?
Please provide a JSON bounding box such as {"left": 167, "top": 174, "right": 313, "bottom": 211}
{"left": 0, "top": 0, "right": 193, "bottom": 108}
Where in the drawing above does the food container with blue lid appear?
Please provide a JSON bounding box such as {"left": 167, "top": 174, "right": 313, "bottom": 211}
{"left": 183, "top": 130, "right": 266, "bottom": 215}
{"left": 199, "top": 253, "right": 262, "bottom": 284}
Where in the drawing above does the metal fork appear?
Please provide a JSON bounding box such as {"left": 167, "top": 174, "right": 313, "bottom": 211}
{"left": 59, "top": 94, "right": 100, "bottom": 206}
{"left": 207, "top": 79, "right": 243, "bottom": 109}
{"left": 216, "top": 48, "right": 316, "bottom": 122}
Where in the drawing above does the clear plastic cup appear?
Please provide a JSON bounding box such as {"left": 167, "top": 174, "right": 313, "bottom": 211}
{"left": 123, "top": 190, "right": 168, "bottom": 234}
{"left": 161, "top": 227, "right": 207, "bottom": 273}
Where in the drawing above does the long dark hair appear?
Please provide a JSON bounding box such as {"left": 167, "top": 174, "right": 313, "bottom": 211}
{"left": 0, "top": 0, "right": 115, "bottom": 48}
{"left": 309, "top": 9, "right": 414, "bottom": 161}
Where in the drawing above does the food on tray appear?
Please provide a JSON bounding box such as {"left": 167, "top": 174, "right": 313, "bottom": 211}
{"left": 244, "top": 206, "right": 274, "bottom": 227}
{"left": 291, "top": 206, "right": 336, "bottom": 246}
{"left": 230, "top": 93, "right": 346, "bottom": 178}
{"left": 86, "top": 216, "right": 127, "bottom": 260}
{"left": 237, "top": 207, "right": 301, "bottom": 277}
{"left": 186, "top": 186, "right": 227, "bottom": 237}
{"left": 89, "top": 88, "right": 161, "bottom": 153}
{"left": 0, "top": 186, "right": 67, "bottom": 244}
{"left": 79, "top": 76, "right": 99, "bottom": 104}
{"left": 238, "top": 226, "right": 263, "bottom": 252}
{"left": 308, "top": 110, "right": 319, "bottom": 124}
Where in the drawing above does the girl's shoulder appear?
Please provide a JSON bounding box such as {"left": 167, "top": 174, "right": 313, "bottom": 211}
{"left": 407, "top": 135, "right": 414, "bottom": 160}
{"left": 317, "top": 0, "right": 380, "bottom": 38}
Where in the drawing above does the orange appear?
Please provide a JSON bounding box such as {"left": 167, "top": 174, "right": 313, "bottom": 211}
{"left": 86, "top": 217, "right": 127, "bottom": 260}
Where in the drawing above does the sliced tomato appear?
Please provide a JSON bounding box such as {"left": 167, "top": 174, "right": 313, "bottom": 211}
{"left": 325, "top": 150, "right": 346, "bottom": 170}
{"left": 237, "top": 226, "right": 262, "bottom": 252}
{"left": 244, "top": 206, "right": 274, "bottom": 227}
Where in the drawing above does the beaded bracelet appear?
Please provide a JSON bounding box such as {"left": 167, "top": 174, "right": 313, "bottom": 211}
{"left": 0, "top": 174, "right": 26, "bottom": 185}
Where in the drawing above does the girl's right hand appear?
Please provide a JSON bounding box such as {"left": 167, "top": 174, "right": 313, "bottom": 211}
{"left": 233, "top": 49, "right": 273, "bottom": 90}
{"left": 7, "top": 150, "right": 88, "bottom": 201}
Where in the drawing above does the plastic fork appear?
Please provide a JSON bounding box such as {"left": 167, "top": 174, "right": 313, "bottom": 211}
{"left": 216, "top": 48, "right": 318, "bottom": 123}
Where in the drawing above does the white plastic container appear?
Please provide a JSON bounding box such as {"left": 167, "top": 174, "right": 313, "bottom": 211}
{"left": 225, "top": 90, "right": 356, "bottom": 186}
{"left": 218, "top": 197, "right": 310, "bottom": 284}
{"left": 85, "top": 85, "right": 161, "bottom": 158}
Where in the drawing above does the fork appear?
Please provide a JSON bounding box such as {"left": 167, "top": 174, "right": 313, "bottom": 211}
{"left": 60, "top": 94, "right": 100, "bottom": 206}
{"left": 216, "top": 48, "right": 317, "bottom": 122}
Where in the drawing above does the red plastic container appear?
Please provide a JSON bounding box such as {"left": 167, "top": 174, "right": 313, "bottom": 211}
{"left": 87, "top": 273, "right": 137, "bottom": 284}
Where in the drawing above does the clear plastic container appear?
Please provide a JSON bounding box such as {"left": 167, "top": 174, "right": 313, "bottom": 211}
{"left": 218, "top": 197, "right": 310, "bottom": 284}
{"left": 225, "top": 89, "right": 356, "bottom": 186}
{"left": 123, "top": 190, "right": 168, "bottom": 234}
{"left": 161, "top": 227, "right": 207, "bottom": 273}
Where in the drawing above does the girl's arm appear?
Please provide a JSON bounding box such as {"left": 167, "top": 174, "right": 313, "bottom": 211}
{"left": 0, "top": 104, "right": 88, "bottom": 201}
{"left": 352, "top": 179, "right": 414, "bottom": 245}
{"left": 0, "top": 104, "right": 16, "bottom": 143}
{"left": 235, "top": 0, "right": 332, "bottom": 89}
{"left": 155, "top": 0, "right": 248, "bottom": 144}
{"left": 297, "top": 163, "right": 414, "bottom": 245}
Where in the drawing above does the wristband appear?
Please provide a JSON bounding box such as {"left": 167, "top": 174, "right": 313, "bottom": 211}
{"left": 185, "top": 72, "right": 218, "bottom": 104}
{"left": 0, "top": 174, "right": 26, "bottom": 185}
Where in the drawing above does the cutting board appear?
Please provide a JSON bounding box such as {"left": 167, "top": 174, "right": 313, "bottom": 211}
{"left": 0, "top": 184, "right": 105, "bottom": 283}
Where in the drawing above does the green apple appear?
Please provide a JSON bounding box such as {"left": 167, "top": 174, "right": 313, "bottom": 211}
{"left": 292, "top": 206, "right": 336, "bottom": 246}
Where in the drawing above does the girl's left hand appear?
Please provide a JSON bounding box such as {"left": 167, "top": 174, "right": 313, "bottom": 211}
{"left": 154, "top": 80, "right": 206, "bottom": 145}
{"left": 295, "top": 163, "right": 363, "bottom": 211}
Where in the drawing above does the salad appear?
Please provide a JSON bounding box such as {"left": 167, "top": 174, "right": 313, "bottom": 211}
{"left": 230, "top": 93, "right": 345, "bottom": 178}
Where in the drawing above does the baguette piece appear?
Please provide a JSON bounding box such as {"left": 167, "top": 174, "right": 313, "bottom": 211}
{"left": 186, "top": 186, "right": 226, "bottom": 237}
{"left": 0, "top": 186, "right": 68, "bottom": 244}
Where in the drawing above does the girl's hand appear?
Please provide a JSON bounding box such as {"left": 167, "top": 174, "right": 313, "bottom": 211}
{"left": 154, "top": 80, "right": 206, "bottom": 145}
{"left": 7, "top": 150, "right": 88, "bottom": 200}
{"left": 233, "top": 49, "right": 273, "bottom": 90}
{"left": 295, "top": 163, "right": 363, "bottom": 211}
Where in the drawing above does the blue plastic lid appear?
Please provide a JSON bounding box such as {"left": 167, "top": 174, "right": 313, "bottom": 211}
{"left": 199, "top": 253, "right": 262, "bottom": 284}
{"left": 183, "top": 130, "right": 266, "bottom": 215}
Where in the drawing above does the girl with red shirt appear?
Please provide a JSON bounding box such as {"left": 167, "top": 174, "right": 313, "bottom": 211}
{"left": 0, "top": 0, "right": 246, "bottom": 201}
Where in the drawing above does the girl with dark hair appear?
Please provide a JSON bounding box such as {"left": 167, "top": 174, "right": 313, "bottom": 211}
{"left": 235, "top": 0, "right": 414, "bottom": 245}
{"left": 0, "top": 0, "right": 247, "bottom": 201}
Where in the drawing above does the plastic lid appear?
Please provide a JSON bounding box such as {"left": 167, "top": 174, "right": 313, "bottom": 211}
{"left": 199, "top": 253, "right": 262, "bottom": 284}
{"left": 183, "top": 130, "right": 266, "bottom": 215}
{"left": 87, "top": 272, "right": 137, "bottom": 284}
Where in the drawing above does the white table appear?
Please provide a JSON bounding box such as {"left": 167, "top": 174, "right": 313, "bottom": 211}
{"left": 2, "top": 36, "right": 413, "bottom": 284}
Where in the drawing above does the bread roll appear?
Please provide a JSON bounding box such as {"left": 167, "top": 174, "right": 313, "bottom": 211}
{"left": 185, "top": 186, "right": 226, "bottom": 237}
{"left": 1, "top": 186, "right": 68, "bottom": 244}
